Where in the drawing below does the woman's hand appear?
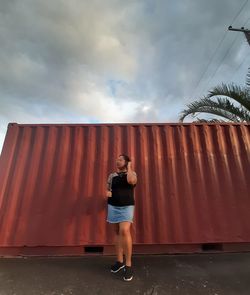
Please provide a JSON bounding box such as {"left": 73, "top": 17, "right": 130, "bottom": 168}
{"left": 106, "top": 190, "right": 112, "bottom": 198}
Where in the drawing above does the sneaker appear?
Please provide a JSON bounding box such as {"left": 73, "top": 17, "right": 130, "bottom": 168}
{"left": 111, "top": 261, "right": 125, "bottom": 273}
{"left": 123, "top": 265, "right": 133, "bottom": 281}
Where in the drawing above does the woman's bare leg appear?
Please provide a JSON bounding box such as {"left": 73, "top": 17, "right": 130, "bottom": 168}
{"left": 119, "top": 222, "right": 132, "bottom": 266}
{"left": 113, "top": 223, "right": 124, "bottom": 263}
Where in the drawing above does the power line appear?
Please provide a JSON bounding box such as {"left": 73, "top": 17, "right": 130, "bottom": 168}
{"left": 229, "top": 16, "right": 250, "bottom": 45}
{"left": 191, "top": 0, "right": 249, "bottom": 98}
{"left": 228, "top": 52, "right": 250, "bottom": 82}
{"left": 191, "top": 31, "right": 228, "bottom": 98}
{"left": 227, "top": 17, "right": 250, "bottom": 82}
{"left": 230, "top": 0, "right": 249, "bottom": 26}
{"left": 201, "top": 34, "right": 240, "bottom": 91}
{"left": 197, "top": 16, "right": 250, "bottom": 97}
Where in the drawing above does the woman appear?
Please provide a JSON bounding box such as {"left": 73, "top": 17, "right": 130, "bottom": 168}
{"left": 106, "top": 154, "right": 137, "bottom": 282}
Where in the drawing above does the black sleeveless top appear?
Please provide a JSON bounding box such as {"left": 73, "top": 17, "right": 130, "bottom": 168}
{"left": 107, "top": 171, "right": 136, "bottom": 206}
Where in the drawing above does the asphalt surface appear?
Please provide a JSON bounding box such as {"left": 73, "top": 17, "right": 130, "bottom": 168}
{"left": 0, "top": 252, "right": 250, "bottom": 295}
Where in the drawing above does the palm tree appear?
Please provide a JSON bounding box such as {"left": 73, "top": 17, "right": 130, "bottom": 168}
{"left": 179, "top": 68, "right": 250, "bottom": 123}
{"left": 247, "top": 67, "right": 250, "bottom": 88}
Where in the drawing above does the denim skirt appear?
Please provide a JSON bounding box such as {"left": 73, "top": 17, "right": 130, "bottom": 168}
{"left": 106, "top": 204, "right": 135, "bottom": 223}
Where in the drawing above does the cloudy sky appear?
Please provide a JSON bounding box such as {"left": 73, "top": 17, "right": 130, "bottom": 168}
{"left": 0, "top": 0, "right": 249, "bottom": 152}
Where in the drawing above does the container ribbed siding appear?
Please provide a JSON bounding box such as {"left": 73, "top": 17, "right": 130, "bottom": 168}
{"left": 0, "top": 123, "right": 249, "bottom": 255}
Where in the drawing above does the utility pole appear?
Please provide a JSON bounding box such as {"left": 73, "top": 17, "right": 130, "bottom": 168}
{"left": 228, "top": 26, "right": 250, "bottom": 46}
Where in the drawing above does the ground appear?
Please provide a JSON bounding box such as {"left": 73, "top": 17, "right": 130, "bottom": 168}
{"left": 0, "top": 252, "right": 250, "bottom": 295}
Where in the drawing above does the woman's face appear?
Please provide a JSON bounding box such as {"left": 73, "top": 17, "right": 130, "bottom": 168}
{"left": 116, "top": 156, "right": 126, "bottom": 169}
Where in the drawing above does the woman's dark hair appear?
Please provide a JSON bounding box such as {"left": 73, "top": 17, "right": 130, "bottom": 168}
{"left": 119, "top": 154, "right": 131, "bottom": 167}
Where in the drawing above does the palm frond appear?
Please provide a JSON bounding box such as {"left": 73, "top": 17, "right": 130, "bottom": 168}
{"left": 247, "top": 67, "right": 250, "bottom": 89}
{"left": 179, "top": 96, "right": 250, "bottom": 122}
{"left": 180, "top": 68, "right": 250, "bottom": 123}
{"left": 207, "top": 83, "right": 250, "bottom": 112}
{"left": 193, "top": 118, "right": 227, "bottom": 123}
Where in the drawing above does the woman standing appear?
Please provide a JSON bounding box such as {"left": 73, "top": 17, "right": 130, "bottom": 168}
{"left": 106, "top": 154, "right": 137, "bottom": 282}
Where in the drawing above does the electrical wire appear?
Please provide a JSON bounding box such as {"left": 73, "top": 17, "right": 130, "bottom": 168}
{"left": 230, "top": 0, "right": 249, "bottom": 26}
{"left": 191, "top": 0, "right": 249, "bottom": 98}
{"left": 196, "top": 14, "right": 250, "bottom": 96}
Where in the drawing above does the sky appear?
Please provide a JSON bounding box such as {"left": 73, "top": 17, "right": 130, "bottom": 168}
{"left": 0, "top": 0, "right": 250, "bottom": 153}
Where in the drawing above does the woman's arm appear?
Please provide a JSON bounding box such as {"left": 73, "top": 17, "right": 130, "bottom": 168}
{"left": 127, "top": 161, "right": 137, "bottom": 185}
{"left": 106, "top": 174, "right": 112, "bottom": 197}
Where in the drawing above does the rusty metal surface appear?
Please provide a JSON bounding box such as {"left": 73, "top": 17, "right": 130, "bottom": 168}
{"left": 0, "top": 122, "right": 249, "bottom": 251}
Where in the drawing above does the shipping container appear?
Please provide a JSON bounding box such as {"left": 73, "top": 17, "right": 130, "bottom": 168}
{"left": 0, "top": 122, "right": 249, "bottom": 256}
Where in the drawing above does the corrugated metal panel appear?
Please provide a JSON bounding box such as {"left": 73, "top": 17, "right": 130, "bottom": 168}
{"left": 0, "top": 122, "right": 249, "bottom": 251}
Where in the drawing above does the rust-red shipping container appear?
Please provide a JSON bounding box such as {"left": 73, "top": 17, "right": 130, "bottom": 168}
{"left": 0, "top": 122, "right": 249, "bottom": 256}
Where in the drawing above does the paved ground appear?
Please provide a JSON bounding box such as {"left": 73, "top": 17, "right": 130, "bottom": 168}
{"left": 0, "top": 252, "right": 250, "bottom": 295}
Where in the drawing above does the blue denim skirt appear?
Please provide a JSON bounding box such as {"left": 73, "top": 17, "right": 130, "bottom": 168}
{"left": 106, "top": 204, "right": 135, "bottom": 223}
